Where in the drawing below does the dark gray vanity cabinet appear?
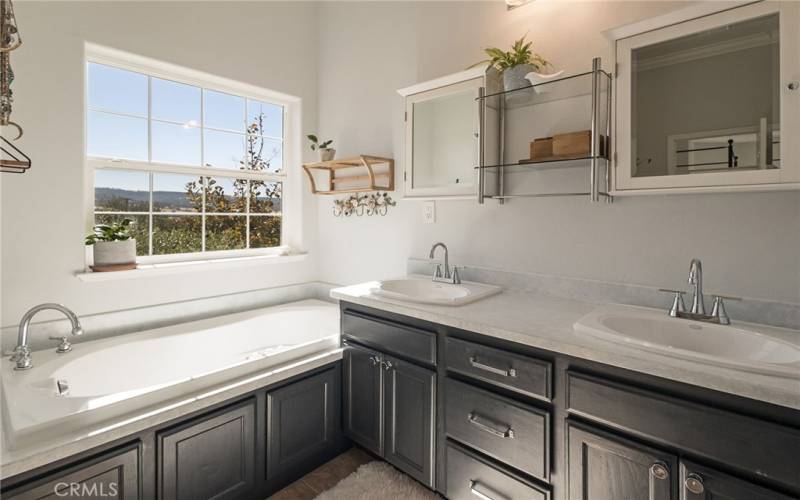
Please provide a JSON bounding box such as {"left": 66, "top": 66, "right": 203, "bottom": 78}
{"left": 341, "top": 307, "right": 438, "bottom": 489}
{"left": 158, "top": 400, "right": 256, "bottom": 500}
{"left": 679, "top": 461, "right": 797, "bottom": 500}
{"left": 343, "top": 343, "right": 384, "bottom": 456}
{"left": 4, "top": 444, "right": 140, "bottom": 500}
{"left": 383, "top": 354, "right": 436, "bottom": 486}
{"left": 266, "top": 366, "right": 341, "bottom": 483}
{"left": 566, "top": 423, "right": 676, "bottom": 500}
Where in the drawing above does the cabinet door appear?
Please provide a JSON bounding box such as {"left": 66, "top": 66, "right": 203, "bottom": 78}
{"left": 266, "top": 367, "right": 341, "bottom": 481}
{"left": 343, "top": 343, "right": 384, "bottom": 456}
{"left": 614, "top": 1, "right": 800, "bottom": 193}
{"left": 567, "top": 422, "right": 677, "bottom": 500}
{"left": 5, "top": 446, "right": 139, "bottom": 500}
{"left": 159, "top": 400, "right": 256, "bottom": 500}
{"left": 680, "top": 461, "right": 796, "bottom": 500}
{"left": 383, "top": 354, "right": 436, "bottom": 488}
{"left": 401, "top": 76, "right": 484, "bottom": 199}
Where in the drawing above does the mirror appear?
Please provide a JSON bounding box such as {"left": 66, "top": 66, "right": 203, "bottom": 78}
{"left": 631, "top": 13, "right": 780, "bottom": 177}
{"left": 412, "top": 88, "right": 476, "bottom": 189}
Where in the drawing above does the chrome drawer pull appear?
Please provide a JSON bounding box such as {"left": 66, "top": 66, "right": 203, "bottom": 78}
{"left": 468, "top": 412, "right": 515, "bottom": 439}
{"left": 468, "top": 356, "right": 516, "bottom": 378}
{"left": 469, "top": 480, "right": 509, "bottom": 500}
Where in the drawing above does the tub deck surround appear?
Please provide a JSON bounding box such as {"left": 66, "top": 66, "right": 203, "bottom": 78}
{"left": 330, "top": 281, "right": 800, "bottom": 410}
{"left": 0, "top": 299, "right": 342, "bottom": 480}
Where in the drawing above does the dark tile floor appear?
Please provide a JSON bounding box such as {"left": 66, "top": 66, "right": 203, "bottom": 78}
{"left": 267, "top": 447, "right": 375, "bottom": 500}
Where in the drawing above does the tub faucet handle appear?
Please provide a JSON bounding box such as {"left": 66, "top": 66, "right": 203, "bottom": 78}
{"left": 49, "top": 335, "right": 73, "bottom": 353}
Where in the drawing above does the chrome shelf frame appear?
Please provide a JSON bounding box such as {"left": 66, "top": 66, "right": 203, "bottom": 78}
{"left": 477, "top": 57, "right": 613, "bottom": 204}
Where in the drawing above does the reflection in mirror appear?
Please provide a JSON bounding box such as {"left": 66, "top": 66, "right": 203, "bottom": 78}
{"left": 412, "top": 88, "right": 476, "bottom": 189}
{"left": 632, "top": 14, "right": 779, "bottom": 177}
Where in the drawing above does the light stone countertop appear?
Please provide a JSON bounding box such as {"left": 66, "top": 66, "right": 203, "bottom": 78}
{"left": 331, "top": 279, "right": 800, "bottom": 411}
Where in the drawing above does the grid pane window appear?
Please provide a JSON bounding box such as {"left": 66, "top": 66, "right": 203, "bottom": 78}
{"left": 92, "top": 170, "right": 282, "bottom": 256}
{"left": 87, "top": 61, "right": 287, "bottom": 259}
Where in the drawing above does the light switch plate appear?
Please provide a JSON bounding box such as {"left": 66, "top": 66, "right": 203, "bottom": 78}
{"left": 422, "top": 201, "right": 436, "bottom": 224}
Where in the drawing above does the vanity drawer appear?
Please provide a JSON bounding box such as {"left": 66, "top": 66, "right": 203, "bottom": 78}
{"left": 446, "top": 378, "right": 550, "bottom": 481}
{"left": 446, "top": 337, "right": 552, "bottom": 401}
{"left": 342, "top": 310, "right": 436, "bottom": 365}
{"left": 567, "top": 371, "right": 800, "bottom": 491}
{"left": 446, "top": 443, "right": 549, "bottom": 500}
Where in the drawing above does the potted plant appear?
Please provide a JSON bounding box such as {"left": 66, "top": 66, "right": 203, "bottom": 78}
{"left": 85, "top": 219, "right": 137, "bottom": 271}
{"left": 307, "top": 134, "right": 336, "bottom": 161}
{"left": 479, "top": 35, "right": 551, "bottom": 91}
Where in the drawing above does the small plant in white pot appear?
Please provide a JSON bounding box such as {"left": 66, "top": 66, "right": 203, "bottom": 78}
{"left": 85, "top": 219, "right": 137, "bottom": 271}
{"left": 308, "top": 134, "right": 335, "bottom": 161}
{"left": 478, "top": 35, "right": 551, "bottom": 91}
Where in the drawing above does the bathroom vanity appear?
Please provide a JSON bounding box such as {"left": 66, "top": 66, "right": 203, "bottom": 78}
{"left": 336, "top": 297, "right": 800, "bottom": 500}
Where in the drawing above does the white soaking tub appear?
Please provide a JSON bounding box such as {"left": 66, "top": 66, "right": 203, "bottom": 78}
{"left": 1, "top": 299, "right": 339, "bottom": 448}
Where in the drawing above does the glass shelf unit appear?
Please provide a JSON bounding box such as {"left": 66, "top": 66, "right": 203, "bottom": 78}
{"left": 477, "top": 58, "right": 612, "bottom": 203}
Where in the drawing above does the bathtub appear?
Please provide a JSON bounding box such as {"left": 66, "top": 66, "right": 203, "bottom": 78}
{"left": 1, "top": 299, "right": 339, "bottom": 448}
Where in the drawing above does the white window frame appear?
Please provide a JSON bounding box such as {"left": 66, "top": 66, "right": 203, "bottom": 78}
{"left": 84, "top": 43, "right": 303, "bottom": 265}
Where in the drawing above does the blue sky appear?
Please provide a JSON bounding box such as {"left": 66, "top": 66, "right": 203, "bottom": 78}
{"left": 88, "top": 62, "right": 284, "bottom": 193}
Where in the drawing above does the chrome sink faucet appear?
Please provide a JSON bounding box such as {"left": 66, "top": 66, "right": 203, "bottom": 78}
{"left": 429, "top": 242, "right": 461, "bottom": 284}
{"left": 687, "top": 258, "right": 705, "bottom": 315}
{"left": 10, "top": 303, "right": 83, "bottom": 370}
{"left": 660, "top": 259, "right": 738, "bottom": 325}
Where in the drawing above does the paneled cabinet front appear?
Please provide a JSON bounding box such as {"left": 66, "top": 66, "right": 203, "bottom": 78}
{"left": 158, "top": 400, "right": 256, "bottom": 500}
{"left": 4, "top": 445, "right": 140, "bottom": 500}
{"left": 567, "top": 422, "right": 676, "bottom": 500}
{"left": 343, "top": 343, "right": 436, "bottom": 488}
{"left": 266, "top": 367, "right": 341, "bottom": 483}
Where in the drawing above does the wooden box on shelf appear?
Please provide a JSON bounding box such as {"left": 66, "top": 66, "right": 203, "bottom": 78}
{"left": 553, "top": 130, "right": 592, "bottom": 157}
{"left": 530, "top": 137, "right": 554, "bottom": 160}
{"left": 302, "top": 155, "right": 394, "bottom": 195}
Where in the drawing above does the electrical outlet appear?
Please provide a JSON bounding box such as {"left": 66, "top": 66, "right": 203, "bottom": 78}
{"left": 422, "top": 201, "right": 436, "bottom": 224}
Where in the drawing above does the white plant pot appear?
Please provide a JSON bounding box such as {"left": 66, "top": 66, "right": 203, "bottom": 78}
{"left": 503, "top": 64, "right": 535, "bottom": 91}
{"left": 93, "top": 239, "right": 136, "bottom": 267}
{"left": 320, "top": 148, "right": 336, "bottom": 162}
{"left": 525, "top": 69, "right": 565, "bottom": 94}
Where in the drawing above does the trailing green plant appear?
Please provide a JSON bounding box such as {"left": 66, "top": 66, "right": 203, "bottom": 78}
{"left": 477, "top": 35, "right": 549, "bottom": 72}
{"left": 307, "top": 134, "right": 333, "bottom": 151}
{"left": 85, "top": 218, "right": 135, "bottom": 245}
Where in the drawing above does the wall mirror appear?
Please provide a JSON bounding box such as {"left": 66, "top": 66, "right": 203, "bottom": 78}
{"left": 633, "top": 14, "right": 779, "bottom": 177}
{"left": 400, "top": 74, "right": 485, "bottom": 199}
{"left": 614, "top": 2, "right": 799, "bottom": 193}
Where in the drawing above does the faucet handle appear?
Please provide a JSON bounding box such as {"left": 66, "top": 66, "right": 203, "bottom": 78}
{"left": 433, "top": 264, "right": 443, "bottom": 279}
{"left": 452, "top": 266, "right": 461, "bottom": 284}
{"left": 49, "top": 336, "right": 73, "bottom": 353}
{"left": 659, "top": 289, "right": 686, "bottom": 317}
{"left": 710, "top": 295, "right": 740, "bottom": 325}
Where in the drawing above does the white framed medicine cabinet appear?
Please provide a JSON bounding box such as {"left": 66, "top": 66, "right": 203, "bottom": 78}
{"left": 397, "top": 65, "right": 501, "bottom": 199}
{"left": 612, "top": 1, "right": 800, "bottom": 195}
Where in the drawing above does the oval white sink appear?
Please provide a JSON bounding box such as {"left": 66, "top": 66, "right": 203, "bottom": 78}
{"left": 574, "top": 304, "right": 800, "bottom": 378}
{"left": 371, "top": 278, "right": 501, "bottom": 306}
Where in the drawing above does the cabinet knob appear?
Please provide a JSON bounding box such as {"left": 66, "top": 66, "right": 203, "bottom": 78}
{"left": 788, "top": 81, "right": 799, "bottom": 91}
{"left": 382, "top": 360, "right": 394, "bottom": 371}
{"left": 649, "top": 462, "right": 669, "bottom": 480}
{"left": 369, "top": 355, "right": 380, "bottom": 366}
{"left": 685, "top": 473, "right": 705, "bottom": 495}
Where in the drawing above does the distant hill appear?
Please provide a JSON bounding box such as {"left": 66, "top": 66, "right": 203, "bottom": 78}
{"left": 95, "top": 187, "right": 281, "bottom": 212}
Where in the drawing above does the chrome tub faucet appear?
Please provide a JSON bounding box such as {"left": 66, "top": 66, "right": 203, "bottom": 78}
{"left": 10, "top": 303, "right": 83, "bottom": 370}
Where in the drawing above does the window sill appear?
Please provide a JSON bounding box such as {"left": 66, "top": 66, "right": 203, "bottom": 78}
{"left": 75, "top": 252, "right": 308, "bottom": 282}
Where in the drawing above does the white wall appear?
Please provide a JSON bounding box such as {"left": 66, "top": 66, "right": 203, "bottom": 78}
{"left": 1, "top": 2, "right": 321, "bottom": 324}
{"left": 3, "top": 1, "right": 799, "bottom": 329}
{"left": 315, "top": 1, "right": 800, "bottom": 304}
